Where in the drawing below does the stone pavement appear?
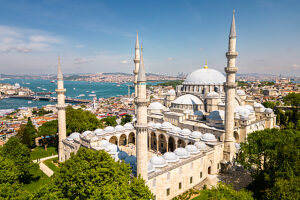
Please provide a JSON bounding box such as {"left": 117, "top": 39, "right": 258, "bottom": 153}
{"left": 33, "top": 155, "right": 58, "bottom": 177}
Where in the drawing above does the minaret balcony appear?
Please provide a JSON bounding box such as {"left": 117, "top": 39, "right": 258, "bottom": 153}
{"left": 226, "top": 51, "right": 238, "bottom": 58}
{"left": 134, "top": 97, "right": 148, "bottom": 106}
{"left": 55, "top": 88, "right": 66, "bottom": 93}
{"left": 133, "top": 59, "right": 140, "bottom": 63}
{"left": 224, "top": 82, "right": 237, "bottom": 89}
{"left": 224, "top": 67, "right": 238, "bottom": 73}
{"left": 56, "top": 104, "right": 67, "bottom": 110}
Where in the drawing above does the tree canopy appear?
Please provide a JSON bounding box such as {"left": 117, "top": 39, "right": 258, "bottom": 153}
{"left": 121, "top": 114, "right": 132, "bottom": 125}
{"left": 101, "top": 116, "right": 117, "bottom": 127}
{"left": 35, "top": 148, "right": 153, "bottom": 200}
{"left": 237, "top": 128, "right": 300, "bottom": 199}
{"left": 17, "top": 117, "right": 37, "bottom": 147}
{"left": 283, "top": 92, "right": 300, "bottom": 107}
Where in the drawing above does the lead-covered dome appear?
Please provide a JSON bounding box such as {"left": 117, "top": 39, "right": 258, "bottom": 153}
{"left": 150, "top": 156, "right": 167, "bottom": 168}
{"left": 185, "top": 145, "right": 200, "bottom": 154}
{"left": 190, "top": 131, "right": 202, "bottom": 139}
{"left": 94, "top": 129, "right": 105, "bottom": 136}
{"left": 201, "top": 133, "right": 218, "bottom": 142}
{"left": 104, "top": 126, "right": 115, "bottom": 133}
{"left": 124, "top": 123, "right": 134, "bottom": 130}
{"left": 67, "top": 132, "right": 81, "bottom": 141}
{"left": 194, "top": 141, "right": 208, "bottom": 150}
{"left": 174, "top": 148, "right": 190, "bottom": 158}
{"left": 208, "top": 110, "right": 225, "bottom": 121}
{"left": 161, "top": 122, "right": 173, "bottom": 130}
{"left": 163, "top": 152, "right": 179, "bottom": 163}
{"left": 183, "top": 68, "right": 226, "bottom": 85}
{"left": 173, "top": 94, "right": 203, "bottom": 105}
{"left": 148, "top": 102, "right": 166, "bottom": 110}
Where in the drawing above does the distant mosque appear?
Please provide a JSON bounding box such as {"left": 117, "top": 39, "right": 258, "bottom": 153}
{"left": 57, "top": 11, "right": 276, "bottom": 200}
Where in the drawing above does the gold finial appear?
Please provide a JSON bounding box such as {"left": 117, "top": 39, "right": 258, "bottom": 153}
{"left": 204, "top": 60, "right": 208, "bottom": 69}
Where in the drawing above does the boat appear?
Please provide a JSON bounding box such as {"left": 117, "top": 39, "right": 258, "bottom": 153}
{"left": 91, "top": 91, "right": 95, "bottom": 93}
{"left": 78, "top": 94, "right": 85, "bottom": 97}
{"left": 116, "top": 84, "right": 121, "bottom": 87}
{"left": 51, "top": 80, "right": 55, "bottom": 83}
{"left": 37, "top": 87, "right": 41, "bottom": 89}
{"left": 89, "top": 94, "right": 96, "bottom": 97}
{"left": 28, "top": 101, "right": 32, "bottom": 104}
{"left": 73, "top": 87, "right": 76, "bottom": 90}
{"left": 42, "top": 88, "right": 46, "bottom": 91}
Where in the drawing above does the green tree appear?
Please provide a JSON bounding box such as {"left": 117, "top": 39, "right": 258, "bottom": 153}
{"left": 101, "top": 116, "right": 117, "bottom": 127}
{"left": 0, "top": 155, "right": 20, "bottom": 184}
{"left": 17, "top": 117, "right": 37, "bottom": 147}
{"left": 0, "top": 183, "right": 32, "bottom": 200}
{"left": 121, "top": 114, "right": 133, "bottom": 125}
{"left": 34, "top": 148, "right": 153, "bottom": 200}
{"left": 38, "top": 120, "right": 58, "bottom": 150}
{"left": 283, "top": 92, "right": 300, "bottom": 107}
{"left": 262, "top": 101, "right": 276, "bottom": 109}
{"left": 237, "top": 128, "right": 300, "bottom": 199}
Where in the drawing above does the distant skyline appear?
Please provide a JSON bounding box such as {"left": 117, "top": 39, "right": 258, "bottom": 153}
{"left": 0, "top": 0, "right": 299, "bottom": 76}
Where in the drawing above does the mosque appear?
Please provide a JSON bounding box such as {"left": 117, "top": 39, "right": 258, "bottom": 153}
{"left": 57, "top": 11, "right": 276, "bottom": 200}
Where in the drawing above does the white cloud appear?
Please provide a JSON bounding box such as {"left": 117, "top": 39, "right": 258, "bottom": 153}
{"left": 167, "top": 57, "right": 174, "bottom": 61}
{"left": 120, "top": 60, "right": 129, "bottom": 64}
{"left": 29, "top": 35, "right": 60, "bottom": 43}
{"left": 74, "top": 57, "right": 93, "bottom": 65}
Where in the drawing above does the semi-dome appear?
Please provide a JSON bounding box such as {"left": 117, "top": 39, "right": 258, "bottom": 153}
{"left": 174, "top": 148, "right": 190, "bottom": 159}
{"left": 150, "top": 156, "right": 167, "bottom": 168}
{"left": 163, "top": 152, "right": 179, "bottom": 163}
{"left": 185, "top": 145, "right": 200, "bottom": 154}
{"left": 244, "top": 105, "right": 254, "bottom": 113}
{"left": 265, "top": 108, "right": 273, "bottom": 113}
{"left": 117, "top": 151, "right": 128, "bottom": 160}
{"left": 208, "top": 110, "right": 225, "bottom": 121}
{"left": 94, "top": 129, "right": 105, "bottom": 136}
{"left": 183, "top": 68, "right": 226, "bottom": 85}
{"left": 67, "top": 132, "right": 81, "bottom": 141}
{"left": 180, "top": 128, "right": 191, "bottom": 136}
{"left": 194, "top": 141, "right": 208, "bottom": 150}
{"left": 167, "top": 89, "right": 176, "bottom": 95}
{"left": 237, "top": 90, "right": 246, "bottom": 96}
{"left": 190, "top": 131, "right": 202, "bottom": 139}
{"left": 82, "top": 130, "right": 93, "bottom": 137}
{"left": 170, "top": 126, "right": 181, "bottom": 134}
{"left": 207, "top": 91, "right": 219, "bottom": 98}
{"left": 148, "top": 161, "right": 155, "bottom": 173}
{"left": 148, "top": 102, "right": 166, "bottom": 110}
{"left": 161, "top": 122, "right": 173, "bottom": 130}
{"left": 104, "top": 126, "right": 115, "bottom": 133}
{"left": 124, "top": 123, "right": 134, "bottom": 130}
{"left": 201, "top": 133, "right": 217, "bottom": 142}
{"left": 115, "top": 125, "right": 125, "bottom": 131}
{"left": 172, "top": 94, "right": 203, "bottom": 105}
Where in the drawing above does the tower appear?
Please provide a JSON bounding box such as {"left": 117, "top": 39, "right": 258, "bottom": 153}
{"left": 135, "top": 45, "right": 148, "bottom": 180}
{"left": 133, "top": 32, "right": 140, "bottom": 115}
{"left": 224, "top": 10, "right": 238, "bottom": 162}
{"left": 56, "top": 56, "right": 67, "bottom": 162}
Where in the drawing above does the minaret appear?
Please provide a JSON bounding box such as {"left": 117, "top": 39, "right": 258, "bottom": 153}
{"left": 135, "top": 45, "right": 148, "bottom": 180}
{"left": 56, "top": 56, "right": 67, "bottom": 162}
{"left": 224, "top": 10, "right": 238, "bottom": 162}
{"left": 133, "top": 32, "right": 140, "bottom": 115}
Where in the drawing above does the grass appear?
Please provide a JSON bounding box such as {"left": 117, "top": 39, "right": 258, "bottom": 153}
{"left": 44, "top": 157, "right": 59, "bottom": 173}
{"left": 30, "top": 146, "right": 57, "bottom": 160}
{"left": 23, "top": 164, "right": 50, "bottom": 193}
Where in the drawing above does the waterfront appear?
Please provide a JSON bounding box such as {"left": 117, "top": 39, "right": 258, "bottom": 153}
{"left": 0, "top": 79, "right": 134, "bottom": 109}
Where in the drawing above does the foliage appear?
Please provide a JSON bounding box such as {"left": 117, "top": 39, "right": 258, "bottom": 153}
{"left": 192, "top": 183, "right": 253, "bottom": 200}
{"left": 17, "top": 117, "right": 37, "bottom": 147}
{"left": 0, "top": 183, "right": 33, "bottom": 200}
{"left": 101, "top": 116, "right": 117, "bottom": 127}
{"left": 283, "top": 92, "right": 300, "bottom": 107}
{"left": 258, "top": 81, "right": 275, "bottom": 87}
{"left": 35, "top": 148, "right": 153, "bottom": 200}
{"left": 66, "top": 106, "right": 102, "bottom": 135}
{"left": 237, "top": 128, "right": 300, "bottom": 199}
{"left": 173, "top": 188, "right": 200, "bottom": 200}
{"left": 275, "top": 107, "right": 300, "bottom": 129}
{"left": 32, "top": 108, "right": 53, "bottom": 116}
{"left": 30, "top": 146, "right": 57, "bottom": 160}
{"left": 262, "top": 101, "right": 277, "bottom": 109}
{"left": 157, "top": 80, "right": 184, "bottom": 89}
{"left": 0, "top": 155, "right": 20, "bottom": 184}
{"left": 0, "top": 137, "right": 35, "bottom": 183}
{"left": 38, "top": 120, "right": 58, "bottom": 137}
{"left": 237, "top": 81, "right": 249, "bottom": 87}
{"left": 121, "top": 114, "right": 133, "bottom": 125}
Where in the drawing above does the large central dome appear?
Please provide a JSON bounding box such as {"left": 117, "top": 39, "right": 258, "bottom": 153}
{"left": 183, "top": 68, "right": 226, "bottom": 85}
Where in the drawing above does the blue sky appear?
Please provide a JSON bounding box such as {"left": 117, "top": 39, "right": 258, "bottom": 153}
{"left": 0, "top": 0, "right": 299, "bottom": 76}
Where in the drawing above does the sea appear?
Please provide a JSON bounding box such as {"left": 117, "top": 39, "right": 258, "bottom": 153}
{"left": 0, "top": 79, "right": 136, "bottom": 110}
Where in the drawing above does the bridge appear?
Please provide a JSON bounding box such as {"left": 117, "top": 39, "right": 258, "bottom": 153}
{"left": 8, "top": 95, "right": 91, "bottom": 104}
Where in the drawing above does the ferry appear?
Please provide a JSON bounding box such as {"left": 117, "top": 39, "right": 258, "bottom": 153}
{"left": 73, "top": 88, "right": 76, "bottom": 90}
{"left": 78, "top": 94, "right": 85, "bottom": 97}
{"left": 88, "top": 94, "right": 96, "bottom": 97}
{"left": 51, "top": 80, "right": 55, "bottom": 83}
{"left": 116, "top": 84, "right": 121, "bottom": 87}
{"left": 37, "top": 87, "right": 41, "bottom": 89}
{"left": 42, "top": 88, "right": 47, "bottom": 91}
{"left": 91, "top": 91, "right": 95, "bottom": 93}
{"left": 28, "top": 101, "right": 32, "bottom": 104}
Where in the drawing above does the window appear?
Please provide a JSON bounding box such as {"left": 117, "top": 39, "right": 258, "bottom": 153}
{"left": 166, "top": 188, "right": 170, "bottom": 196}
{"left": 190, "top": 177, "right": 193, "bottom": 184}
{"left": 179, "top": 182, "right": 182, "bottom": 189}
{"left": 200, "top": 172, "right": 202, "bottom": 178}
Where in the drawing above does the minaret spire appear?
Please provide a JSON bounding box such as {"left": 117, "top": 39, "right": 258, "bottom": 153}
{"left": 138, "top": 44, "right": 146, "bottom": 82}
{"left": 133, "top": 32, "right": 140, "bottom": 115}
{"left": 56, "top": 56, "right": 67, "bottom": 162}
{"left": 224, "top": 10, "right": 238, "bottom": 163}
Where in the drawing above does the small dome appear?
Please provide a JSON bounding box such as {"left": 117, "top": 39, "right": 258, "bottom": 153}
{"left": 104, "top": 126, "right": 115, "bottom": 133}
{"left": 185, "top": 145, "right": 200, "bottom": 154}
{"left": 117, "top": 151, "right": 128, "bottom": 160}
{"left": 235, "top": 106, "right": 251, "bottom": 118}
{"left": 237, "top": 90, "right": 246, "bottom": 96}
{"left": 153, "top": 123, "right": 162, "bottom": 129}
{"left": 82, "top": 130, "right": 93, "bottom": 137}
{"left": 190, "top": 131, "right": 202, "bottom": 139}
{"left": 193, "top": 111, "right": 204, "bottom": 116}
{"left": 170, "top": 126, "right": 181, "bottom": 134}
{"left": 208, "top": 110, "right": 225, "bottom": 121}
{"left": 163, "top": 152, "right": 179, "bottom": 163}
{"left": 174, "top": 148, "right": 190, "bottom": 159}
{"left": 90, "top": 136, "right": 98, "bottom": 142}
{"left": 100, "top": 140, "right": 110, "bottom": 148}
{"left": 148, "top": 122, "right": 155, "bottom": 127}
{"left": 107, "top": 144, "right": 118, "bottom": 154}
{"left": 150, "top": 156, "right": 167, "bottom": 168}
{"left": 124, "top": 123, "right": 134, "bottom": 130}
{"left": 125, "top": 156, "right": 136, "bottom": 168}
{"left": 94, "top": 129, "right": 105, "bottom": 136}
{"left": 180, "top": 128, "right": 191, "bottom": 136}
{"left": 244, "top": 105, "right": 254, "bottom": 113}
{"left": 207, "top": 91, "right": 219, "bottom": 98}
{"left": 254, "top": 102, "right": 265, "bottom": 108}
{"left": 183, "top": 68, "right": 226, "bottom": 85}
{"left": 240, "top": 114, "right": 249, "bottom": 120}
{"left": 67, "top": 132, "right": 81, "bottom": 141}
{"left": 265, "top": 108, "right": 273, "bottom": 113}
{"left": 201, "top": 133, "right": 217, "bottom": 142}
{"left": 194, "top": 141, "right": 208, "bottom": 150}
{"left": 148, "top": 161, "right": 155, "bottom": 173}
{"left": 173, "top": 94, "right": 203, "bottom": 105}
{"left": 115, "top": 125, "right": 125, "bottom": 131}
{"left": 148, "top": 102, "right": 166, "bottom": 110}
{"left": 167, "top": 89, "right": 176, "bottom": 95}
{"left": 161, "top": 122, "right": 173, "bottom": 129}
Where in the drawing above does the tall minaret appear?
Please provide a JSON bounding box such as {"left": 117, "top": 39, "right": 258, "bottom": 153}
{"left": 135, "top": 45, "right": 148, "bottom": 180}
{"left": 224, "top": 10, "right": 238, "bottom": 162}
{"left": 56, "top": 56, "right": 67, "bottom": 162}
{"left": 133, "top": 32, "right": 140, "bottom": 115}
